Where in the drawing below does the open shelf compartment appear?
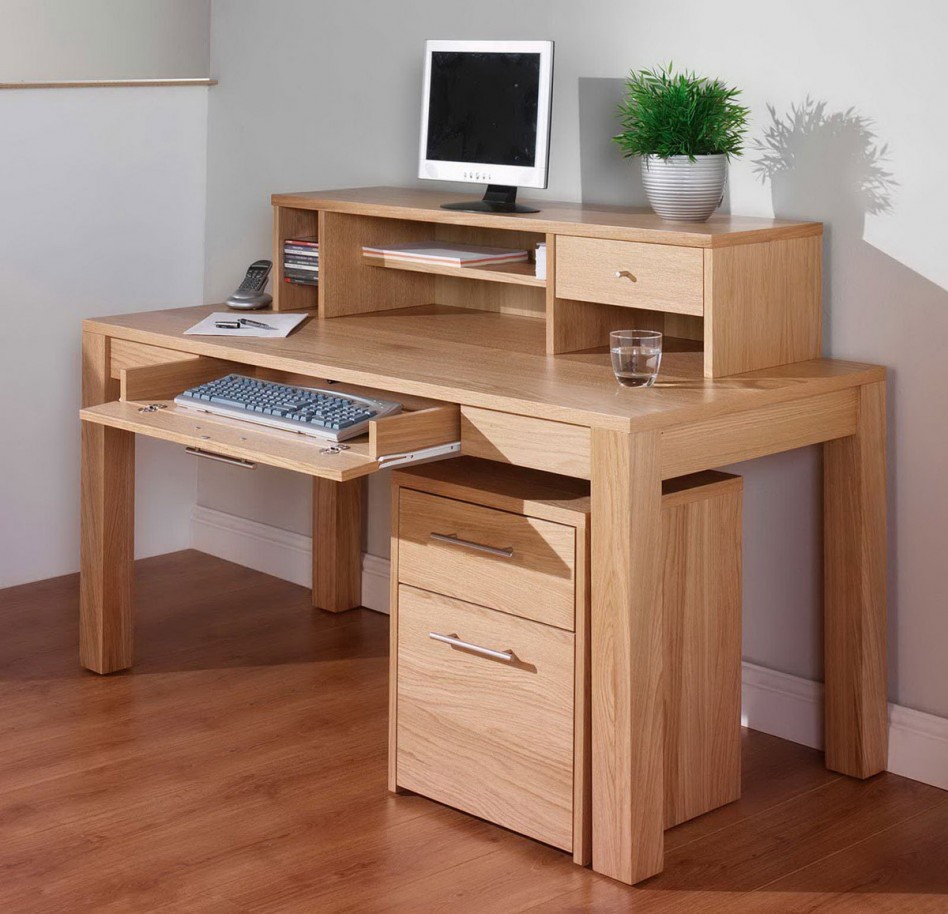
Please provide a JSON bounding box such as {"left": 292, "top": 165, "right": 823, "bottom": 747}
{"left": 363, "top": 252, "right": 544, "bottom": 288}
{"left": 273, "top": 206, "right": 319, "bottom": 312}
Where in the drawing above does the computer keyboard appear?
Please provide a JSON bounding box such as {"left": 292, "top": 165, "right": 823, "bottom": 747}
{"left": 174, "top": 374, "right": 401, "bottom": 442}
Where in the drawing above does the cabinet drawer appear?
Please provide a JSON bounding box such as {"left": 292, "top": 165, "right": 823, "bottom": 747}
{"left": 395, "top": 585, "right": 575, "bottom": 851}
{"left": 556, "top": 235, "right": 704, "bottom": 316}
{"left": 398, "top": 488, "right": 575, "bottom": 630}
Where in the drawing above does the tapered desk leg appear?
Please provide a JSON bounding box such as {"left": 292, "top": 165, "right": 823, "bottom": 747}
{"left": 80, "top": 332, "right": 135, "bottom": 673}
{"left": 824, "top": 380, "right": 888, "bottom": 777}
{"left": 312, "top": 476, "right": 365, "bottom": 612}
{"left": 590, "top": 428, "right": 664, "bottom": 884}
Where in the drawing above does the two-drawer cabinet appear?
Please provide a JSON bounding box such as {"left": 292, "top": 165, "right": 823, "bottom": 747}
{"left": 389, "top": 457, "right": 744, "bottom": 865}
{"left": 390, "top": 460, "right": 592, "bottom": 863}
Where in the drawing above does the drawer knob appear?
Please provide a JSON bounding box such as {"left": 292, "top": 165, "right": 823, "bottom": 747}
{"left": 615, "top": 269, "right": 637, "bottom": 282}
{"left": 430, "top": 532, "right": 514, "bottom": 559}
{"left": 429, "top": 631, "right": 516, "bottom": 663}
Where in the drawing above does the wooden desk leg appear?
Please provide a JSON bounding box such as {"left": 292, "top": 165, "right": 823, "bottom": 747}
{"left": 312, "top": 476, "right": 365, "bottom": 612}
{"left": 80, "top": 332, "right": 135, "bottom": 674}
{"left": 824, "top": 380, "right": 888, "bottom": 777}
{"left": 590, "top": 428, "right": 664, "bottom": 884}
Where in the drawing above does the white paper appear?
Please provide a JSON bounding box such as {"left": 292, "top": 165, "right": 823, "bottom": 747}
{"left": 185, "top": 312, "right": 308, "bottom": 338}
{"left": 535, "top": 242, "right": 547, "bottom": 280}
{"left": 362, "top": 242, "right": 528, "bottom": 265}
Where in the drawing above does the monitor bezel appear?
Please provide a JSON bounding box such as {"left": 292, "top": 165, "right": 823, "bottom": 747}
{"left": 418, "top": 39, "right": 554, "bottom": 190}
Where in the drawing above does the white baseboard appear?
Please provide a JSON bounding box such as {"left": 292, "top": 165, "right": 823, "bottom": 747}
{"left": 191, "top": 504, "right": 391, "bottom": 611}
{"left": 191, "top": 505, "right": 313, "bottom": 588}
{"left": 190, "top": 505, "right": 948, "bottom": 792}
{"left": 742, "top": 661, "right": 948, "bottom": 790}
{"left": 741, "top": 661, "right": 824, "bottom": 750}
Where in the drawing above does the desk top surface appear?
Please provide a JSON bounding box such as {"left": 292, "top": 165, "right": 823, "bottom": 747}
{"left": 86, "top": 304, "right": 883, "bottom": 432}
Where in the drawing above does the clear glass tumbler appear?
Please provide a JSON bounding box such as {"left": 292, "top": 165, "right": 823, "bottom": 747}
{"left": 609, "top": 330, "right": 663, "bottom": 388}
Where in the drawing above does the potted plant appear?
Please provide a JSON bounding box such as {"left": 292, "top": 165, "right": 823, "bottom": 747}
{"left": 614, "top": 64, "right": 749, "bottom": 221}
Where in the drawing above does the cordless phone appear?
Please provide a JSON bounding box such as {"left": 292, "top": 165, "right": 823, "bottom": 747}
{"left": 226, "top": 260, "right": 273, "bottom": 310}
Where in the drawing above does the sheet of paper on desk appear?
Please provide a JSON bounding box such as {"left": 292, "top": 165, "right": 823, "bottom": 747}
{"left": 184, "top": 312, "right": 308, "bottom": 338}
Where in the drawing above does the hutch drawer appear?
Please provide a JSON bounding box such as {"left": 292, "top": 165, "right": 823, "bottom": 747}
{"left": 555, "top": 235, "right": 704, "bottom": 316}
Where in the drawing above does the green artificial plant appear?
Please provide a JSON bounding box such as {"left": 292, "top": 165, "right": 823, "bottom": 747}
{"left": 613, "top": 64, "right": 750, "bottom": 161}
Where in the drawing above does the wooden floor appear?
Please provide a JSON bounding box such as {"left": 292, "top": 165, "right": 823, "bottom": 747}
{"left": 1, "top": 551, "right": 946, "bottom": 913}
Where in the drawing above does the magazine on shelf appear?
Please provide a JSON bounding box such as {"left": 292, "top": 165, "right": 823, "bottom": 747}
{"left": 362, "top": 241, "right": 528, "bottom": 267}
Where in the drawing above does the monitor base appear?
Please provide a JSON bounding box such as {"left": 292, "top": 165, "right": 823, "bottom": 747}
{"left": 440, "top": 184, "right": 539, "bottom": 214}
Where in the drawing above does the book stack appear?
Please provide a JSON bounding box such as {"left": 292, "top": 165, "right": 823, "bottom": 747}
{"left": 362, "top": 241, "right": 528, "bottom": 267}
{"left": 283, "top": 236, "right": 319, "bottom": 286}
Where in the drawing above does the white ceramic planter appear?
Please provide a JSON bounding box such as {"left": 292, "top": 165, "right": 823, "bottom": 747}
{"left": 641, "top": 154, "right": 727, "bottom": 222}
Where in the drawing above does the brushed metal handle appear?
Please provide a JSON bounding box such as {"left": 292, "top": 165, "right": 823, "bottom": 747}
{"left": 430, "top": 532, "right": 513, "bottom": 559}
{"left": 429, "top": 632, "right": 516, "bottom": 663}
{"left": 185, "top": 447, "right": 256, "bottom": 469}
{"left": 614, "top": 269, "right": 637, "bottom": 282}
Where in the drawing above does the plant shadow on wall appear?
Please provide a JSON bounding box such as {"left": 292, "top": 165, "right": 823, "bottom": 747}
{"left": 753, "top": 98, "right": 896, "bottom": 354}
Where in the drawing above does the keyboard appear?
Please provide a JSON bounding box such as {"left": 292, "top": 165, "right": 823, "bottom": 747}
{"left": 174, "top": 374, "right": 401, "bottom": 442}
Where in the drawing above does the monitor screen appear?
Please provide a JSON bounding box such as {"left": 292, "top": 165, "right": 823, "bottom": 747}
{"left": 425, "top": 51, "right": 541, "bottom": 167}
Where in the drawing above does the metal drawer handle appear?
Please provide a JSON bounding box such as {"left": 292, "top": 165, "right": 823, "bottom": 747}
{"left": 185, "top": 447, "right": 256, "bottom": 469}
{"left": 429, "top": 632, "right": 516, "bottom": 663}
{"left": 614, "top": 269, "right": 637, "bottom": 282}
{"left": 430, "top": 532, "right": 513, "bottom": 559}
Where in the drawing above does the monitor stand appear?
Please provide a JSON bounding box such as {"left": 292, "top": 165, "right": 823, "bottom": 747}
{"left": 440, "top": 184, "right": 539, "bottom": 214}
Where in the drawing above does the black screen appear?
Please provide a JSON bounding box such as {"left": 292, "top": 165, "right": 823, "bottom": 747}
{"left": 426, "top": 52, "right": 540, "bottom": 167}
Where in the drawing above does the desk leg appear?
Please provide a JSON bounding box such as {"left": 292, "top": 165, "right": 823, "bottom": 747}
{"left": 824, "top": 380, "right": 888, "bottom": 777}
{"left": 590, "top": 428, "right": 664, "bottom": 884}
{"left": 312, "top": 476, "right": 364, "bottom": 612}
{"left": 80, "top": 332, "right": 135, "bottom": 673}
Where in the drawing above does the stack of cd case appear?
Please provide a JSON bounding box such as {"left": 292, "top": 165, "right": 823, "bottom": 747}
{"left": 283, "top": 236, "right": 319, "bottom": 286}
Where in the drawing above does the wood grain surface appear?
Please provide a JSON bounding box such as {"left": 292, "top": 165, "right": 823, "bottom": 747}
{"left": 272, "top": 186, "right": 821, "bottom": 248}
{"left": 80, "top": 399, "right": 380, "bottom": 482}
{"left": 80, "top": 332, "right": 135, "bottom": 674}
{"left": 395, "top": 585, "right": 576, "bottom": 851}
{"left": 556, "top": 236, "right": 704, "bottom": 315}
{"left": 397, "top": 488, "right": 576, "bottom": 631}
{"left": 824, "top": 380, "right": 889, "bottom": 777}
{"left": 83, "top": 303, "right": 884, "bottom": 434}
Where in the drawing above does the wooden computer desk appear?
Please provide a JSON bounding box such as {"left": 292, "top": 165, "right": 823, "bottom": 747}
{"left": 78, "top": 187, "right": 887, "bottom": 887}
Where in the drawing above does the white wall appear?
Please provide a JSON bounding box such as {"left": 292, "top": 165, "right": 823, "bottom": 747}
{"left": 202, "top": 0, "right": 948, "bottom": 721}
{"left": 0, "top": 85, "right": 209, "bottom": 587}
{"left": 0, "top": 0, "right": 210, "bottom": 81}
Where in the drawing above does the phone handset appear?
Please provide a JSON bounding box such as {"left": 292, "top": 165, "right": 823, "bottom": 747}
{"left": 226, "top": 260, "right": 273, "bottom": 310}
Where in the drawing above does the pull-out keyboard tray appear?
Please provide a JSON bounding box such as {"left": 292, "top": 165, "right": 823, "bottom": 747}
{"left": 81, "top": 350, "right": 460, "bottom": 481}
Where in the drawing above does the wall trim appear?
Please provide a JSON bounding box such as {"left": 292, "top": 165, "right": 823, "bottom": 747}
{"left": 191, "top": 504, "right": 313, "bottom": 588}
{"left": 190, "top": 505, "right": 948, "bottom": 792}
{"left": 0, "top": 79, "right": 217, "bottom": 90}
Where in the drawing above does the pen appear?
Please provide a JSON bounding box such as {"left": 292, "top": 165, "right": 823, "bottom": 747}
{"left": 214, "top": 318, "right": 277, "bottom": 330}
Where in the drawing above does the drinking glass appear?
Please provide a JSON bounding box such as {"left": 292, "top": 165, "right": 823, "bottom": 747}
{"left": 609, "top": 330, "right": 663, "bottom": 388}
